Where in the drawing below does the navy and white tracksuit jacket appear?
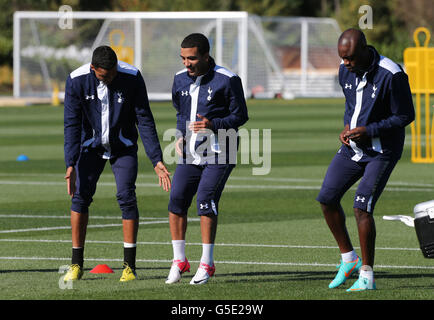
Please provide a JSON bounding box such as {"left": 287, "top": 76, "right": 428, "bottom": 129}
{"left": 172, "top": 57, "right": 249, "bottom": 165}
{"left": 64, "top": 61, "right": 163, "bottom": 218}
{"left": 168, "top": 57, "right": 248, "bottom": 216}
{"left": 64, "top": 61, "right": 163, "bottom": 168}
{"left": 316, "top": 47, "right": 415, "bottom": 213}
{"left": 339, "top": 46, "right": 415, "bottom": 162}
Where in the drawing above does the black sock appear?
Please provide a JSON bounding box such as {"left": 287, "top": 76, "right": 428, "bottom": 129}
{"left": 72, "top": 247, "right": 84, "bottom": 269}
{"left": 124, "top": 246, "right": 136, "bottom": 270}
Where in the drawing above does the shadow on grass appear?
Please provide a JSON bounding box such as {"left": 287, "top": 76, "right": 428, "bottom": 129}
{"left": 2, "top": 268, "right": 434, "bottom": 290}
{"left": 0, "top": 266, "right": 169, "bottom": 274}
{"left": 178, "top": 270, "right": 434, "bottom": 287}
{"left": 214, "top": 270, "right": 337, "bottom": 283}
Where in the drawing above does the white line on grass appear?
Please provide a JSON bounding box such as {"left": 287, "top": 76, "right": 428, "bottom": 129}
{"left": 1, "top": 179, "right": 434, "bottom": 192}
{"left": 0, "top": 238, "right": 420, "bottom": 252}
{"left": 0, "top": 180, "right": 159, "bottom": 188}
{"left": 0, "top": 220, "right": 169, "bottom": 234}
{"left": 0, "top": 256, "right": 433, "bottom": 270}
{"left": 2, "top": 173, "right": 434, "bottom": 188}
{"left": 0, "top": 214, "right": 169, "bottom": 220}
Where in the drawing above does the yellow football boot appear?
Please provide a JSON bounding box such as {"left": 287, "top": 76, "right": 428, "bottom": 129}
{"left": 119, "top": 263, "right": 137, "bottom": 282}
{"left": 63, "top": 264, "right": 83, "bottom": 281}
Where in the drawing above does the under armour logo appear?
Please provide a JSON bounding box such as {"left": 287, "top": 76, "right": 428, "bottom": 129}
{"left": 345, "top": 83, "right": 352, "bottom": 89}
{"left": 85, "top": 94, "right": 95, "bottom": 100}
{"left": 356, "top": 196, "right": 366, "bottom": 203}
{"left": 371, "top": 84, "right": 377, "bottom": 98}
{"left": 207, "top": 87, "right": 212, "bottom": 101}
{"left": 181, "top": 91, "right": 189, "bottom": 96}
{"left": 200, "top": 203, "right": 209, "bottom": 210}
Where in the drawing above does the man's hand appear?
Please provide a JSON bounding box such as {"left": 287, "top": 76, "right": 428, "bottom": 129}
{"left": 65, "top": 166, "right": 76, "bottom": 197}
{"left": 344, "top": 126, "right": 367, "bottom": 144}
{"left": 154, "top": 161, "right": 171, "bottom": 192}
{"left": 339, "top": 125, "right": 350, "bottom": 146}
{"left": 175, "top": 137, "right": 184, "bottom": 156}
{"left": 188, "top": 114, "right": 213, "bottom": 133}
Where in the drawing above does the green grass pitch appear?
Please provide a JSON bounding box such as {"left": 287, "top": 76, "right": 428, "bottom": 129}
{"left": 0, "top": 98, "right": 433, "bottom": 301}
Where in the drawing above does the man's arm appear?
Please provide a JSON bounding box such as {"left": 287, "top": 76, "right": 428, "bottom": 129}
{"left": 64, "top": 76, "right": 82, "bottom": 169}
{"left": 64, "top": 76, "right": 82, "bottom": 196}
{"left": 208, "top": 76, "right": 249, "bottom": 130}
{"left": 172, "top": 77, "right": 188, "bottom": 157}
{"left": 364, "top": 72, "right": 415, "bottom": 137}
{"left": 172, "top": 78, "right": 187, "bottom": 138}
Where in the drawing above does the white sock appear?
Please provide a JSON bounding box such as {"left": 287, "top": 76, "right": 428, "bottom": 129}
{"left": 172, "top": 240, "right": 186, "bottom": 261}
{"left": 360, "top": 265, "right": 374, "bottom": 281}
{"left": 200, "top": 243, "right": 214, "bottom": 266}
{"left": 341, "top": 250, "right": 358, "bottom": 263}
{"left": 123, "top": 242, "right": 137, "bottom": 248}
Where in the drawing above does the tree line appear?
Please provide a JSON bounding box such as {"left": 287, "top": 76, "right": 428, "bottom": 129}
{"left": 0, "top": 0, "right": 432, "bottom": 92}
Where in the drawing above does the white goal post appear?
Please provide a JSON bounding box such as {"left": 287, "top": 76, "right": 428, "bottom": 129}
{"left": 14, "top": 11, "right": 290, "bottom": 100}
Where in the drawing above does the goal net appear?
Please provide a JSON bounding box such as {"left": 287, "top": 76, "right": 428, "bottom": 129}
{"left": 259, "top": 17, "right": 343, "bottom": 97}
{"left": 14, "top": 11, "right": 342, "bottom": 100}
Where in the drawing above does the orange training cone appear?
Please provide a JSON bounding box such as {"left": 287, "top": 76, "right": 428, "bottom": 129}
{"left": 89, "top": 264, "right": 114, "bottom": 274}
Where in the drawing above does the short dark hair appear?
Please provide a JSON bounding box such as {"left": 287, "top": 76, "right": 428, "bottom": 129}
{"left": 91, "top": 46, "right": 117, "bottom": 70}
{"left": 181, "top": 33, "right": 210, "bottom": 55}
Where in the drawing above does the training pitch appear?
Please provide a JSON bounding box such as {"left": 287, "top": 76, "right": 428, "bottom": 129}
{"left": 0, "top": 98, "right": 433, "bottom": 302}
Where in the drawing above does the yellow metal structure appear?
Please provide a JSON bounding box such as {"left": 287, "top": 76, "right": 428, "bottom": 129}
{"left": 109, "top": 29, "right": 134, "bottom": 65}
{"left": 51, "top": 82, "right": 60, "bottom": 106}
{"left": 403, "top": 27, "right": 434, "bottom": 163}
